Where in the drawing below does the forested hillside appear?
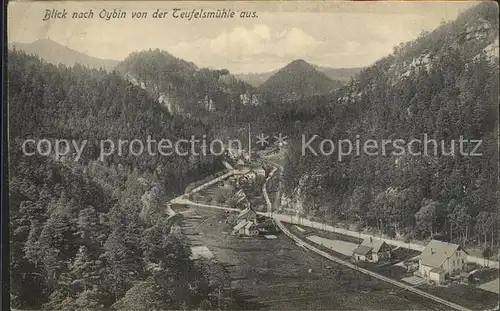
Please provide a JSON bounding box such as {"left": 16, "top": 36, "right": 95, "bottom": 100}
{"left": 277, "top": 3, "right": 499, "bottom": 247}
{"left": 8, "top": 50, "right": 235, "bottom": 310}
{"left": 257, "top": 59, "right": 343, "bottom": 102}
{"left": 234, "top": 3, "right": 499, "bottom": 250}
{"left": 116, "top": 49, "right": 260, "bottom": 115}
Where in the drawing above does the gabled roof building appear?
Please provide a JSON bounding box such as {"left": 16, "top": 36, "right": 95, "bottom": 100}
{"left": 418, "top": 239, "right": 468, "bottom": 284}
{"left": 353, "top": 237, "right": 392, "bottom": 263}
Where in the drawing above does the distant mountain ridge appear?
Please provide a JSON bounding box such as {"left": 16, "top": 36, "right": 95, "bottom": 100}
{"left": 9, "top": 39, "right": 119, "bottom": 70}
{"left": 8, "top": 39, "right": 360, "bottom": 106}
{"left": 234, "top": 71, "right": 276, "bottom": 87}
{"left": 315, "top": 66, "right": 364, "bottom": 82}
{"left": 256, "top": 59, "right": 344, "bottom": 102}
{"left": 9, "top": 40, "right": 259, "bottom": 114}
{"left": 235, "top": 65, "right": 363, "bottom": 87}
{"left": 116, "top": 49, "right": 260, "bottom": 114}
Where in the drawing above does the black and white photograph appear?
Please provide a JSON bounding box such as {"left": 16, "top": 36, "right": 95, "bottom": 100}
{"left": 6, "top": 1, "right": 499, "bottom": 310}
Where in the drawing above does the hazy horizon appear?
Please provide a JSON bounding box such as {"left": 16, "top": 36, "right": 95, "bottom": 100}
{"left": 8, "top": 1, "right": 479, "bottom": 73}
{"left": 10, "top": 37, "right": 370, "bottom": 74}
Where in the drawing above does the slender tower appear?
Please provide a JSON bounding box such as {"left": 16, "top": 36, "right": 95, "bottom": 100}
{"left": 248, "top": 123, "right": 251, "bottom": 162}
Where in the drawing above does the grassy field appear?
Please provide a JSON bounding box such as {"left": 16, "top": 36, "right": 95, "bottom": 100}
{"left": 282, "top": 221, "right": 499, "bottom": 310}
{"left": 292, "top": 223, "right": 363, "bottom": 244}
{"left": 174, "top": 206, "right": 454, "bottom": 310}
{"left": 420, "top": 284, "right": 498, "bottom": 310}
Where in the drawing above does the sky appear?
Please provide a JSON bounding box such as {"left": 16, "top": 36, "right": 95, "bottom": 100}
{"left": 8, "top": 1, "right": 480, "bottom": 73}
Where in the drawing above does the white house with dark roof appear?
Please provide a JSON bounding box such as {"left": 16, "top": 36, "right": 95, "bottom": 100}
{"left": 353, "top": 245, "right": 372, "bottom": 262}
{"left": 232, "top": 219, "right": 248, "bottom": 235}
{"left": 418, "top": 239, "right": 468, "bottom": 284}
{"left": 353, "top": 237, "right": 392, "bottom": 263}
{"left": 232, "top": 207, "right": 260, "bottom": 236}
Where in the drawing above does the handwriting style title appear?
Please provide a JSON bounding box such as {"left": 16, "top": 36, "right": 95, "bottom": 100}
{"left": 43, "top": 8, "right": 259, "bottom": 21}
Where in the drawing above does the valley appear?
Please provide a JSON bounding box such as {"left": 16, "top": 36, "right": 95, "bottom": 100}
{"left": 172, "top": 205, "right": 448, "bottom": 311}
{"left": 7, "top": 1, "right": 499, "bottom": 311}
{"left": 167, "top": 150, "right": 499, "bottom": 311}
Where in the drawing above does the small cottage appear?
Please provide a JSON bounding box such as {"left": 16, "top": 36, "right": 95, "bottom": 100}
{"left": 353, "top": 245, "right": 372, "bottom": 262}
{"left": 353, "top": 237, "right": 391, "bottom": 263}
{"left": 232, "top": 219, "right": 248, "bottom": 235}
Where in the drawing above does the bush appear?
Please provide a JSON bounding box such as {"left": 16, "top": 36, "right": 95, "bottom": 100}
{"left": 354, "top": 222, "right": 364, "bottom": 232}
{"left": 214, "top": 188, "right": 233, "bottom": 204}
{"left": 385, "top": 227, "right": 397, "bottom": 239}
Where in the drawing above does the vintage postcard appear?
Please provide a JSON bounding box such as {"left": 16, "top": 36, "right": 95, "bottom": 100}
{"left": 7, "top": 1, "right": 499, "bottom": 310}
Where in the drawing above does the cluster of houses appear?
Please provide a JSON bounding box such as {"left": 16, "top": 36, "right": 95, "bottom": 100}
{"left": 224, "top": 146, "right": 251, "bottom": 164}
{"left": 238, "top": 167, "right": 266, "bottom": 184}
{"left": 230, "top": 206, "right": 276, "bottom": 237}
{"left": 226, "top": 203, "right": 474, "bottom": 286}
{"left": 351, "top": 236, "right": 470, "bottom": 285}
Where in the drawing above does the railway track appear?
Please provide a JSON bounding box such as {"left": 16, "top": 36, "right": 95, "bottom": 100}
{"left": 275, "top": 219, "right": 471, "bottom": 311}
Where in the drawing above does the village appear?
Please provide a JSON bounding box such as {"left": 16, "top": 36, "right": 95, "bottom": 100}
{"left": 176, "top": 196, "right": 499, "bottom": 311}
{"left": 170, "top": 146, "right": 499, "bottom": 311}
{"left": 186, "top": 149, "right": 281, "bottom": 239}
{"left": 218, "top": 189, "right": 499, "bottom": 293}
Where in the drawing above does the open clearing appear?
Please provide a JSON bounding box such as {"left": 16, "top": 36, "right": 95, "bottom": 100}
{"left": 402, "top": 276, "right": 427, "bottom": 286}
{"left": 174, "top": 205, "right": 453, "bottom": 310}
{"left": 190, "top": 245, "right": 214, "bottom": 260}
{"left": 479, "top": 278, "right": 499, "bottom": 294}
{"left": 306, "top": 235, "right": 359, "bottom": 257}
